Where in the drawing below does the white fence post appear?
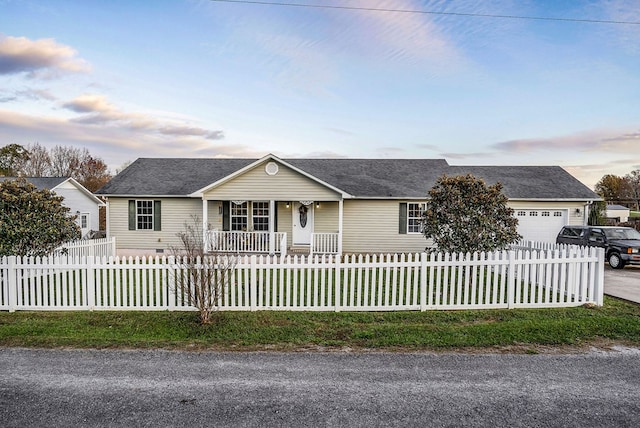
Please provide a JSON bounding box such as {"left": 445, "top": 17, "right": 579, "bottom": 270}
{"left": 420, "top": 252, "right": 427, "bottom": 311}
{"left": 507, "top": 250, "right": 516, "bottom": 309}
{"left": 334, "top": 255, "right": 341, "bottom": 312}
{"left": 86, "top": 256, "right": 96, "bottom": 310}
{"left": 594, "top": 247, "right": 605, "bottom": 306}
{"left": 7, "top": 256, "right": 17, "bottom": 313}
{"left": 168, "top": 256, "right": 176, "bottom": 311}
{"left": 250, "top": 255, "right": 257, "bottom": 311}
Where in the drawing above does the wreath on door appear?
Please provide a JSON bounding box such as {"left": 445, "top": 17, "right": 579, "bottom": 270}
{"left": 299, "top": 204, "right": 308, "bottom": 228}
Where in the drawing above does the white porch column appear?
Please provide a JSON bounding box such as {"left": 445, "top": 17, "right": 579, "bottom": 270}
{"left": 202, "top": 198, "right": 209, "bottom": 228}
{"left": 338, "top": 199, "right": 343, "bottom": 254}
{"left": 202, "top": 199, "right": 209, "bottom": 252}
{"left": 269, "top": 200, "right": 275, "bottom": 254}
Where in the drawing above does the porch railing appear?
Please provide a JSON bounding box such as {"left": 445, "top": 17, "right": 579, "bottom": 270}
{"left": 311, "top": 232, "right": 340, "bottom": 255}
{"left": 206, "top": 230, "right": 287, "bottom": 255}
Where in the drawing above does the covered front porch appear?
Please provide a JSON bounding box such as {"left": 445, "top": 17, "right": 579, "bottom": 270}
{"left": 201, "top": 199, "right": 343, "bottom": 256}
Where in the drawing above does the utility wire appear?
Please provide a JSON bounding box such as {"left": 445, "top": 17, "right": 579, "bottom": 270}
{"left": 209, "top": 0, "right": 640, "bottom": 25}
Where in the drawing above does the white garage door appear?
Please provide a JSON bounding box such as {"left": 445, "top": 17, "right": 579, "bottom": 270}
{"left": 515, "top": 209, "right": 567, "bottom": 243}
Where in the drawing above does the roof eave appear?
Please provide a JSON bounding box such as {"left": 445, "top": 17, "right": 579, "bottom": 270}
{"left": 507, "top": 197, "right": 602, "bottom": 202}
{"left": 53, "top": 177, "right": 106, "bottom": 206}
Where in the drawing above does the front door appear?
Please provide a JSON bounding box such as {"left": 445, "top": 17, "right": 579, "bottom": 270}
{"left": 292, "top": 202, "right": 314, "bottom": 246}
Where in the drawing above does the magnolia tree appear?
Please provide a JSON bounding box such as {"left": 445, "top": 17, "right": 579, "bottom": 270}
{"left": 422, "top": 174, "right": 521, "bottom": 254}
{"left": 0, "top": 178, "right": 81, "bottom": 256}
{"left": 170, "top": 216, "right": 237, "bottom": 324}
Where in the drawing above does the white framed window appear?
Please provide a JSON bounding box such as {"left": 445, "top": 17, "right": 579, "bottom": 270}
{"left": 517, "top": 211, "right": 526, "bottom": 217}
{"left": 407, "top": 203, "right": 426, "bottom": 234}
{"left": 136, "top": 200, "right": 154, "bottom": 230}
{"left": 529, "top": 211, "right": 538, "bottom": 217}
{"left": 231, "top": 201, "right": 248, "bottom": 231}
{"left": 554, "top": 211, "right": 563, "bottom": 217}
{"left": 252, "top": 201, "right": 269, "bottom": 231}
{"left": 542, "top": 211, "right": 550, "bottom": 217}
{"left": 80, "top": 213, "right": 88, "bottom": 229}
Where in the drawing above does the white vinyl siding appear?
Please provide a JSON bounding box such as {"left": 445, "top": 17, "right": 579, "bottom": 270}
{"left": 343, "top": 200, "right": 430, "bottom": 253}
{"left": 108, "top": 197, "right": 201, "bottom": 252}
{"left": 108, "top": 195, "right": 591, "bottom": 254}
{"left": 54, "top": 186, "right": 101, "bottom": 233}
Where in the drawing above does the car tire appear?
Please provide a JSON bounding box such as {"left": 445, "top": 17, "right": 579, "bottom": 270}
{"left": 608, "top": 252, "right": 625, "bottom": 269}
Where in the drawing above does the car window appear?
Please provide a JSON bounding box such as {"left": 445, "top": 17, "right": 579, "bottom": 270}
{"left": 603, "top": 228, "right": 640, "bottom": 240}
{"left": 589, "top": 229, "right": 604, "bottom": 241}
{"left": 561, "top": 227, "right": 581, "bottom": 237}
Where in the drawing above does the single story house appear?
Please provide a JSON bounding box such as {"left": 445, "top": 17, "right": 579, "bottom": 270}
{"left": 605, "top": 204, "right": 630, "bottom": 223}
{"left": 96, "top": 154, "right": 600, "bottom": 256}
{"left": 2, "top": 176, "right": 105, "bottom": 238}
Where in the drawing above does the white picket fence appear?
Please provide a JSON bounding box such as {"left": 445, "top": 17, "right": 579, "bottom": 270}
{"left": 53, "top": 237, "right": 116, "bottom": 259}
{"left": 0, "top": 245, "right": 604, "bottom": 312}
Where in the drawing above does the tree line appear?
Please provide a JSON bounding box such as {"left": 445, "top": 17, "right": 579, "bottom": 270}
{"left": 595, "top": 170, "right": 640, "bottom": 211}
{"left": 0, "top": 143, "right": 112, "bottom": 192}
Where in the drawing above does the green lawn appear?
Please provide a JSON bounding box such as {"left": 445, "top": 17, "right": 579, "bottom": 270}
{"left": 1, "top": 296, "right": 639, "bottom": 352}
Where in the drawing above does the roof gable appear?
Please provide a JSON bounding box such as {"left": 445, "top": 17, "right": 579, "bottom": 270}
{"left": 2, "top": 176, "right": 105, "bottom": 205}
{"left": 190, "top": 155, "right": 350, "bottom": 198}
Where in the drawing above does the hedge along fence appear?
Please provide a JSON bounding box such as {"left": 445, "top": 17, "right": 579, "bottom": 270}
{"left": 0, "top": 246, "right": 604, "bottom": 312}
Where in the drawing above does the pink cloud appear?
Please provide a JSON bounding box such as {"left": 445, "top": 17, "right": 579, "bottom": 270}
{"left": 0, "top": 35, "right": 91, "bottom": 76}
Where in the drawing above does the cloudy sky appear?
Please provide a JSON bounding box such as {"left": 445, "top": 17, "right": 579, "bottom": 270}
{"left": 1, "top": 0, "right": 639, "bottom": 188}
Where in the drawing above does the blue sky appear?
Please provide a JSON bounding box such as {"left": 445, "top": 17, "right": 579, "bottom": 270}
{"left": 1, "top": 0, "right": 639, "bottom": 188}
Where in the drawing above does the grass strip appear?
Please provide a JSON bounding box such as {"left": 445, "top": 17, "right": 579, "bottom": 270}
{"left": 1, "top": 296, "right": 639, "bottom": 352}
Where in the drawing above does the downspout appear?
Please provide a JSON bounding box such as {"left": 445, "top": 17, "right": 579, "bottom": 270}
{"left": 584, "top": 201, "right": 592, "bottom": 226}
{"left": 105, "top": 197, "right": 110, "bottom": 239}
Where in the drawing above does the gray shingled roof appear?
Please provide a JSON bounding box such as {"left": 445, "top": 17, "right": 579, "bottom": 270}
{"left": 447, "top": 166, "right": 598, "bottom": 200}
{"left": 1, "top": 176, "right": 69, "bottom": 191}
{"left": 96, "top": 158, "right": 599, "bottom": 200}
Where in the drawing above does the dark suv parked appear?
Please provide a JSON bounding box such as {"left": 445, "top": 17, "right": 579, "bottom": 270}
{"left": 556, "top": 225, "right": 640, "bottom": 269}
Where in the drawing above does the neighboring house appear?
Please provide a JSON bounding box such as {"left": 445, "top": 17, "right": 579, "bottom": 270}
{"left": 96, "top": 154, "right": 600, "bottom": 256}
{"left": 606, "top": 204, "right": 630, "bottom": 223}
{"left": 2, "top": 177, "right": 105, "bottom": 238}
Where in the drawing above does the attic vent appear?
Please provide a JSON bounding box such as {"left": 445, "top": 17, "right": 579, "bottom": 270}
{"left": 265, "top": 162, "right": 279, "bottom": 175}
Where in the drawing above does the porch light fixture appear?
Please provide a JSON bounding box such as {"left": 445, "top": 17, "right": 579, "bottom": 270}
{"left": 286, "top": 202, "right": 290, "bottom": 208}
{"left": 316, "top": 201, "right": 320, "bottom": 208}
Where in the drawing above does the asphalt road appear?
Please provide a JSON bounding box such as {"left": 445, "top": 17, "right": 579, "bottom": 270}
{"left": 2, "top": 348, "right": 640, "bottom": 427}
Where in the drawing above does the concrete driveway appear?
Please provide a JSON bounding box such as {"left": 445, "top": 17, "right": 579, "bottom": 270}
{"left": 604, "top": 264, "right": 640, "bottom": 303}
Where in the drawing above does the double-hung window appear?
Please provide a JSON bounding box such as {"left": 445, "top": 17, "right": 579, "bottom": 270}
{"left": 128, "top": 200, "right": 161, "bottom": 231}
{"left": 407, "top": 203, "right": 426, "bottom": 233}
{"left": 136, "top": 200, "right": 154, "bottom": 230}
{"left": 252, "top": 201, "right": 269, "bottom": 231}
{"left": 231, "top": 202, "right": 248, "bottom": 231}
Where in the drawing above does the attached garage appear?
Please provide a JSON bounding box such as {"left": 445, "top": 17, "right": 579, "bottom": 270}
{"left": 515, "top": 209, "right": 567, "bottom": 243}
